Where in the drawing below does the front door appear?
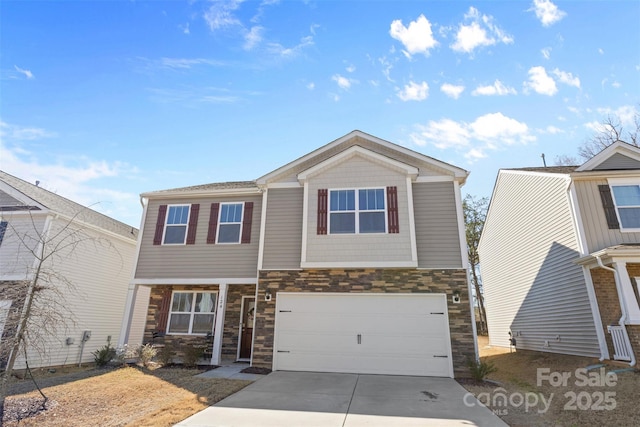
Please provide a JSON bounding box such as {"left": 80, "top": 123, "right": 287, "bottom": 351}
{"left": 238, "top": 297, "right": 255, "bottom": 360}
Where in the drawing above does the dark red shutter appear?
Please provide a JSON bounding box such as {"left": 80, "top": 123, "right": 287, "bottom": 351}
{"left": 599, "top": 185, "right": 620, "bottom": 229}
{"left": 317, "top": 189, "right": 328, "bottom": 235}
{"left": 156, "top": 289, "right": 172, "bottom": 334}
{"left": 241, "top": 202, "right": 254, "bottom": 244}
{"left": 153, "top": 205, "right": 167, "bottom": 245}
{"left": 186, "top": 204, "right": 199, "bottom": 244}
{"left": 387, "top": 186, "right": 399, "bottom": 233}
{"left": 207, "top": 203, "right": 220, "bottom": 244}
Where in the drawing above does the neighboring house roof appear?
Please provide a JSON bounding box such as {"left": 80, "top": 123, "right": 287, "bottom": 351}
{"left": 506, "top": 166, "right": 578, "bottom": 174}
{"left": 576, "top": 140, "right": 640, "bottom": 172}
{"left": 0, "top": 170, "right": 137, "bottom": 240}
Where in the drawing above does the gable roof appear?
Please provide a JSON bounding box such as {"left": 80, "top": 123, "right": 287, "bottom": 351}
{"left": 141, "top": 181, "right": 259, "bottom": 198}
{"left": 257, "top": 130, "right": 468, "bottom": 185}
{"left": 0, "top": 170, "right": 137, "bottom": 240}
{"left": 576, "top": 140, "right": 640, "bottom": 172}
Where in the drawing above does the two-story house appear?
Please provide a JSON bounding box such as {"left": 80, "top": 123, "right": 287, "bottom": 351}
{"left": 119, "top": 131, "right": 477, "bottom": 377}
{"left": 0, "top": 170, "right": 147, "bottom": 369}
{"left": 479, "top": 141, "right": 640, "bottom": 365}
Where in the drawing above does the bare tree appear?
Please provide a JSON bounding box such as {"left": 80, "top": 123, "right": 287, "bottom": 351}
{"left": 463, "top": 194, "right": 489, "bottom": 335}
{"left": 0, "top": 210, "right": 112, "bottom": 422}
{"left": 553, "top": 154, "right": 579, "bottom": 166}
{"left": 578, "top": 110, "right": 640, "bottom": 160}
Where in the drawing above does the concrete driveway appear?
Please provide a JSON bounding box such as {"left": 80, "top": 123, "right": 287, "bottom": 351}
{"left": 175, "top": 371, "right": 508, "bottom": 427}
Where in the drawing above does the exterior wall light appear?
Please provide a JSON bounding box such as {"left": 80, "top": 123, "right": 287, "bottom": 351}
{"left": 265, "top": 290, "right": 272, "bottom": 302}
{"left": 452, "top": 290, "right": 461, "bottom": 304}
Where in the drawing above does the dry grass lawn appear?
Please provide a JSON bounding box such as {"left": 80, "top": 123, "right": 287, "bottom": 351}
{"left": 462, "top": 336, "right": 640, "bottom": 426}
{"left": 4, "top": 366, "right": 250, "bottom": 426}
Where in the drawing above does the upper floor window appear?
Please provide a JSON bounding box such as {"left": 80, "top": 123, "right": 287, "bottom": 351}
{"left": 218, "top": 203, "right": 244, "bottom": 243}
{"left": 611, "top": 185, "right": 640, "bottom": 229}
{"left": 164, "top": 205, "right": 190, "bottom": 244}
{"left": 329, "top": 188, "right": 386, "bottom": 234}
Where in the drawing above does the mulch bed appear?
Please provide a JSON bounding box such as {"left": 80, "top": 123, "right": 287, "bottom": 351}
{"left": 240, "top": 366, "right": 271, "bottom": 375}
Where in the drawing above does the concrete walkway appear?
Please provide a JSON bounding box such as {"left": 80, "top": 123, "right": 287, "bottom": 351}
{"left": 176, "top": 371, "right": 508, "bottom": 427}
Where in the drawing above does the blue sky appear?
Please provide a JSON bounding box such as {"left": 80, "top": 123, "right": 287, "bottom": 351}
{"left": 1, "top": 0, "right": 638, "bottom": 227}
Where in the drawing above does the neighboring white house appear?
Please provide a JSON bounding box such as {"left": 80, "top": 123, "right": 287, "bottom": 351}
{"left": 0, "top": 170, "right": 148, "bottom": 369}
{"left": 479, "top": 141, "right": 640, "bottom": 366}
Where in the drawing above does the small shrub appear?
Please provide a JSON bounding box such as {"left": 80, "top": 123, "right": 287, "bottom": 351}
{"left": 136, "top": 343, "right": 158, "bottom": 368}
{"left": 468, "top": 359, "right": 497, "bottom": 382}
{"left": 92, "top": 340, "right": 116, "bottom": 367}
{"left": 115, "top": 344, "right": 137, "bottom": 366}
{"left": 182, "top": 345, "right": 204, "bottom": 369}
{"left": 157, "top": 343, "right": 174, "bottom": 366}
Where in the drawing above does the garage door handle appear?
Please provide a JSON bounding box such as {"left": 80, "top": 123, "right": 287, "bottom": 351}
{"left": 430, "top": 312, "right": 444, "bottom": 315}
{"left": 277, "top": 350, "right": 290, "bottom": 353}
{"left": 433, "top": 355, "right": 448, "bottom": 358}
{"left": 279, "top": 310, "right": 292, "bottom": 313}
{"left": 357, "top": 334, "right": 361, "bottom": 344}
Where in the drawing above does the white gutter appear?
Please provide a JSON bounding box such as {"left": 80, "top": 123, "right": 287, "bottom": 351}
{"left": 595, "top": 256, "right": 636, "bottom": 366}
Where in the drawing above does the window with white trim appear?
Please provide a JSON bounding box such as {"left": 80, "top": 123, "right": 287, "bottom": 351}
{"left": 167, "top": 291, "right": 216, "bottom": 334}
{"left": 611, "top": 185, "right": 640, "bottom": 230}
{"left": 329, "top": 188, "right": 386, "bottom": 234}
{"left": 218, "top": 203, "right": 243, "bottom": 243}
{"left": 163, "top": 205, "right": 190, "bottom": 244}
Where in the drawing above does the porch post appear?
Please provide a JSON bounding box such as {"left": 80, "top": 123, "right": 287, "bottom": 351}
{"left": 613, "top": 262, "right": 640, "bottom": 324}
{"left": 211, "top": 283, "right": 228, "bottom": 365}
{"left": 118, "top": 283, "right": 139, "bottom": 347}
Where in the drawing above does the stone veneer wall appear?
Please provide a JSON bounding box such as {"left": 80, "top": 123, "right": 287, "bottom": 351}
{"left": 0, "top": 281, "right": 29, "bottom": 367}
{"left": 252, "top": 269, "right": 475, "bottom": 378}
{"left": 591, "top": 264, "right": 640, "bottom": 360}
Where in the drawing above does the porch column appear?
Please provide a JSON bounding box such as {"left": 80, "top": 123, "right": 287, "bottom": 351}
{"left": 211, "top": 283, "right": 228, "bottom": 365}
{"left": 118, "top": 283, "right": 139, "bottom": 347}
{"left": 613, "top": 261, "right": 640, "bottom": 324}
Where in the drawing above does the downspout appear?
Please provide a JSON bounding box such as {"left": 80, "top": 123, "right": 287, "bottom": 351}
{"left": 595, "top": 256, "right": 636, "bottom": 366}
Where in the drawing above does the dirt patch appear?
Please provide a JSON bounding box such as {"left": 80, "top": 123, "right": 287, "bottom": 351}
{"left": 240, "top": 366, "right": 271, "bottom": 375}
{"left": 3, "top": 366, "right": 250, "bottom": 426}
{"left": 460, "top": 336, "right": 640, "bottom": 426}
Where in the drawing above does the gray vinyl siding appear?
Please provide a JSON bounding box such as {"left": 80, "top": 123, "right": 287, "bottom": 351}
{"left": 593, "top": 153, "right": 640, "bottom": 170}
{"left": 0, "top": 190, "right": 23, "bottom": 207}
{"left": 262, "top": 188, "right": 303, "bottom": 269}
{"left": 574, "top": 179, "right": 640, "bottom": 252}
{"left": 413, "top": 182, "right": 463, "bottom": 268}
{"left": 478, "top": 171, "right": 600, "bottom": 357}
{"left": 135, "top": 195, "right": 261, "bottom": 279}
{"left": 0, "top": 214, "right": 46, "bottom": 278}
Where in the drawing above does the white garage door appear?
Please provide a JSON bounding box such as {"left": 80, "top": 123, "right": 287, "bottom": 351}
{"left": 273, "top": 293, "right": 453, "bottom": 377}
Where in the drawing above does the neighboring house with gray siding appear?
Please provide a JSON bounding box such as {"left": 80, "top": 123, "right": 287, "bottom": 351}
{"left": 0, "top": 170, "right": 146, "bottom": 369}
{"left": 479, "top": 141, "right": 640, "bottom": 365}
{"left": 120, "top": 130, "right": 477, "bottom": 378}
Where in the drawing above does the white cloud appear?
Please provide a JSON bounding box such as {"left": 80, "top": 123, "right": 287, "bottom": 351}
{"left": 612, "top": 81, "right": 621, "bottom": 88}
{"left": 243, "top": 25, "right": 264, "bottom": 50}
{"left": 157, "top": 57, "right": 229, "bottom": 70}
{"left": 524, "top": 66, "right": 557, "bottom": 96}
{"left": 14, "top": 65, "right": 34, "bottom": 79}
{"left": 266, "top": 35, "right": 314, "bottom": 58}
{"left": 397, "top": 81, "right": 429, "bottom": 101}
{"left": 389, "top": 14, "right": 438, "bottom": 58}
{"left": 451, "top": 7, "right": 513, "bottom": 54}
{"left": 543, "top": 125, "right": 564, "bottom": 134}
{"left": 597, "top": 105, "right": 638, "bottom": 127}
{"left": 332, "top": 74, "right": 355, "bottom": 90}
{"left": 410, "top": 112, "right": 535, "bottom": 161}
{"left": 598, "top": 48, "right": 604, "bottom": 55}
{"left": 541, "top": 47, "right": 551, "bottom": 59}
{"left": 204, "top": 0, "right": 245, "bottom": 31}
{"left": 552, "top": 68, "right": 580, "bottom": 88}
{"left": 0, "top": 122, "right": 140, "bottom": 225}
{"left": 530, "top": 0, "right": 566, "bottom": 27}
{"left": 411, "top": 119, "right": 470, "bottom": 149}
{"left": 0, "top": 120, "right": 55, "bottom": 141}
{"left": 441, "top": 83, "right": 465, "bottom": 99}
{"left": 180, "top": 23, "right": 190, "bottom": 35}
{"left": 472, "top": 80, "right": 517, "bottom": 96}
{"left": 346, "top": 64, "right": 356, "bottom": 73}
{"left": 306, "top": 82, "right": 315, "bottom": 90}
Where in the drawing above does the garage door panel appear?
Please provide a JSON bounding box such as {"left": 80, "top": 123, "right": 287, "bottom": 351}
{"left": 274, "top": 293, "right": 453, "bottom": 377}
